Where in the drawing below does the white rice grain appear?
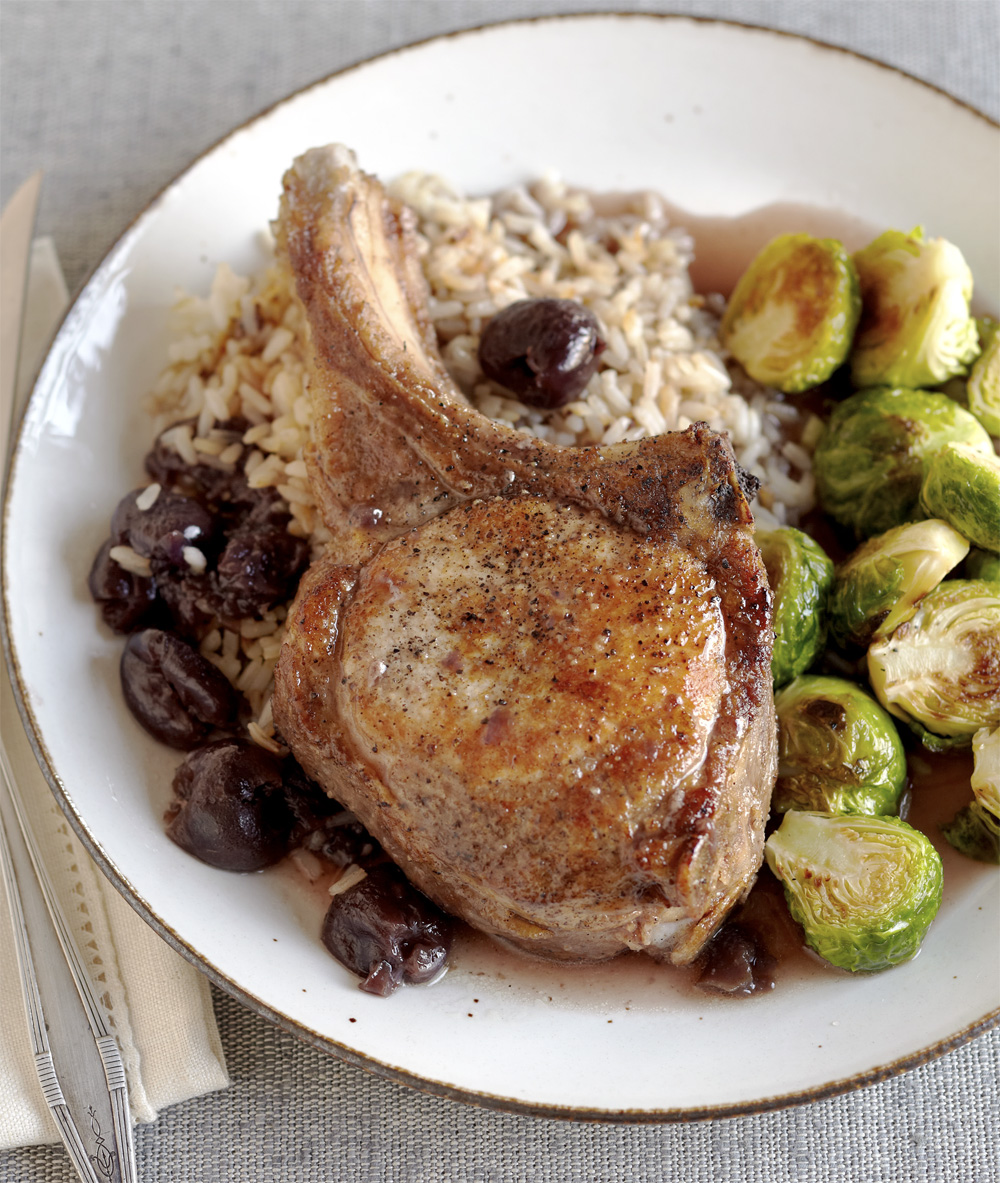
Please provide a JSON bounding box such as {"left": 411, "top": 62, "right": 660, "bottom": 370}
{"left": 329, "top": 865, "right": 367, "bottom": 897}
{"left": 135, "top": 484, "right": 161, "bottom": 512}
{"left": 109, "top": 546, "right": 151, "bottom": 577}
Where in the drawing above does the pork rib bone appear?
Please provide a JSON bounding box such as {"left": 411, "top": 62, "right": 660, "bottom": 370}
{"left": 272, "top": 145, "right": 777, "bottom": 965}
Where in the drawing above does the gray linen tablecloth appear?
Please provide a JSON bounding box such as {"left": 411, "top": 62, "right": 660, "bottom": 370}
{"left": 2, "top": 2, "right": 998, "bottom": 1180}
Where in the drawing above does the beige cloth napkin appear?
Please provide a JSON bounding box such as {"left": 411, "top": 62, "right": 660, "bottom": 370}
{"left": 0, "top": 241, "right": 229, "bottom": 1150}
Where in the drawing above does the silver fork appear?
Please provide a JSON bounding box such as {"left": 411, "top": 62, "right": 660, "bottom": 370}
{"left": 1, "top": 172, "right": 138, "bottom": 1182}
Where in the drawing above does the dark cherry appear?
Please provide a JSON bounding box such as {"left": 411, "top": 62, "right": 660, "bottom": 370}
{"left": 166, "top": 738, "right": 293, "bottom": 872}
{"left": 312, "top": 818, "right": 381, "bottom": 869}
{"left": 149, "top": 563, "right": 213, "bottom": 638}
{"left": 144, "top": 419, "right": 287, "bottom": 528}
{"left": 120, "top": 629, "right": 236, "bottom": 749}
{"left": 240, "top": 486, "right": 293, "bottom": 528}
{"left": 695, "top": 923, "right": 776, "bottom": 997}
{"left": 205, "top": 524, "right": 310, "bottom": 619}
{"left": 111, "top": 487, "right": 214, "bottom": 566}
{"left": 87, "top": 538, "right": 157, "bottom": 633}
{"left": 144, "top": 419, "right": 249, "bottom": 507}
{"left": 282, "top": 765, "right": 381, "bottom": 868}
{"left": 478, "top": 297, "right": 606, "bottom": 408}
{"left": 321, "top": 863, "right": 452, "bottom": 996}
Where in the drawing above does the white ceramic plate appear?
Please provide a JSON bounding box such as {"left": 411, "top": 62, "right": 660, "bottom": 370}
{"left": 4, "top": 15, "right": 999, "bottom": 1120}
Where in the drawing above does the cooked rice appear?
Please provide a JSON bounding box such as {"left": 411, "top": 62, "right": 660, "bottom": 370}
{"left": 328, "top": 864, "right": 368, "bottom": 897}
{"left": 390, "top": 170, "right": 821, "bottom": 519}
{"left": 140, "top": 170, "right": 823, "bottom": 750}
{"left": 108, "top": 544, "right": 152, "bottom": 578}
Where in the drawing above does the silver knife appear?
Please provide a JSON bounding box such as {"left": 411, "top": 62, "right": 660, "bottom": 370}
{"left": 1, "top": 171, "right": 42, "bottom": 465}
{"left": 0, "top": 174, "right": 139, "bottom": 1182}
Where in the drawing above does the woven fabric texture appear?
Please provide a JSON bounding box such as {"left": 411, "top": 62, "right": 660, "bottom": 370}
{"left": 1, "top": 2, "right": 998, "bottom": 1180}
{"left": 4, "top": 986, "right": 999, "bottom": 1183}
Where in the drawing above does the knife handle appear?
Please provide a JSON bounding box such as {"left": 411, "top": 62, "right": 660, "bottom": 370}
{"left": 0, "top": 742, "right": 138, "bottom": 1183}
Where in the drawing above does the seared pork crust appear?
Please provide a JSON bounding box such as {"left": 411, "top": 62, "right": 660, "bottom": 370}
{"left": 272, "top": 146, "right": 777, "bottom": 964}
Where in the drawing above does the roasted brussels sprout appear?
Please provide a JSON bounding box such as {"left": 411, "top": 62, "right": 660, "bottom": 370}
{"left": 920, "top": 442, "right": 1000, "bottom": 554}
{"left": 941, "top": 725, "right": 1000, "bottom": 863}
{"left": 850, "top": 228, "right": 979, "bottom": 389}
{"left": 972, "top": 723, "right": 1000, "bottom": 802}
{"left": 756, "top": 527, "right": 834, "bottom": 688}
{"left": 719, "top": 233, "right": 860, "bottom": 393}
{"left": 867, "top": 579, "right": 1000, "bottom": 751}
{"left": 966, "top": 317, "right": 1000, "bottom": 436}
{"left": 764, "top": 811, "right": 943, "bottom": 973}
{"left": 813, "top": 386, "right": 993, "bottom": 538}
{"left": 966, "top": 548, "right": 1000, "bottom": 582}
{"left": 828, "top": 519, "right": 969, "bottom": 650}
{"left": 771, "top": 676, "right": 906, "bottom": 816}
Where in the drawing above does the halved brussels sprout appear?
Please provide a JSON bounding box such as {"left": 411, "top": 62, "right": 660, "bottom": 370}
{"left": 971, "top": 723, "right": 1000, "bottom": 801}
{"left": 966, "top": 548, "right": 1000, "bottom": 582}
{"left": 719, "top": 233, "right": 861, "bottom": 393}
{"left": 966, "top": 317, "right": 1000, "bottom": 436}
{"left": 920, "top": 442, "right": 1000, "bottom": 553}
{"left": 828, "top": 519, "right": 969, "bottom": 650}
{"left": 772, "top": 676, "right": 906, "bottom": 816}
{"left": 765, "top": 811, "right": 943, "bottom": 973}
{"left": 942, "top": 725, "right": 1000, "bottom": 863}
{"left": 813, "top": 386, "right": 993, "bottom": 538}
{"left": 867, "top": 579, "right": 1000, "bottom": 751}
{"left": 757, "top": 527, "right": 834, "bottom": 688}
{"left": 851, "top": 227, "right": 979, "bottom": 389}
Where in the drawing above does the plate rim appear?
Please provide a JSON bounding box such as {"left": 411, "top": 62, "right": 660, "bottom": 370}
{"left": 3, "top": 10, "right": 999, "bottom": 1124}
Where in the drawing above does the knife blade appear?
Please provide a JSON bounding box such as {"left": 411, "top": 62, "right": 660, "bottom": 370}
{"left": 0, "top": 176, "right": 139, "bottom": 1181}
{"left": 1, "top": 171, "right": 42, "bottom": 465}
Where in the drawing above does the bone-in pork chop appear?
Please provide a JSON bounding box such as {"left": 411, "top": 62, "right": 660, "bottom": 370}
{"left": 272, "top": 146, "right": 777, "bottom": 964}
